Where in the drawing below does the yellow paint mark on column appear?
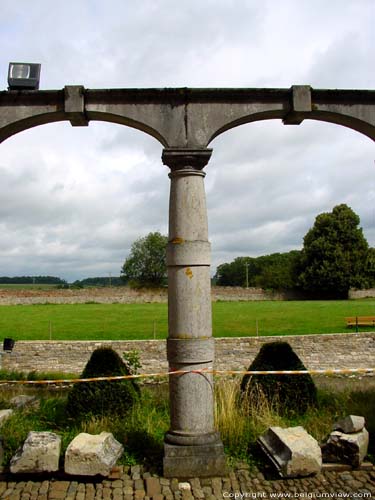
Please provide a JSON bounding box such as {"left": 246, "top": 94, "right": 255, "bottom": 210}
{"left": 171, "top": 237, "right": 185, "bottom": 244}
{"left": 185, "top": 267, "right": 193, "bottom": 279}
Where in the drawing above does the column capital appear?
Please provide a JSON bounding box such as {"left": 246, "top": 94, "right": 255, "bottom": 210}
{"left": 162, "top": 148, "right": 212, "bottom": 171}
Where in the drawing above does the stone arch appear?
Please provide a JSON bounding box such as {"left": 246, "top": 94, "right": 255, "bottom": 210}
{"left": 0, "top": 109, "right": 168, "bottom": 148}
{"left": 207, "top": 108, "right": 375, "bottom": 145}
{"left": 0, "top": 111, "right": 168, "bottom": 147}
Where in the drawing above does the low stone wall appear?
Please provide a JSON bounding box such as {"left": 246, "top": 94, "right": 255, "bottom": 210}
{"left": 349, "top": 288, "right": 375, "bottom": 299}
{"left": 0, "top": 287, "right": 374, "bottom": 305}
{"left": 0, "top": 286, "right": 301, "bottom": 305}
{"left": 2, "top": 332, "right": 374, "bottom": 375}
{"left": 0, "top": 286, "right": 375, "bottom": 306}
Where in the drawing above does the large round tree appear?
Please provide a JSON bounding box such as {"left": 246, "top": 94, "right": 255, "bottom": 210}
{"left": 121, "top": 232, "right": 167, "bottom": 288}
{"left": 298, "top": 204, "right": 369, "bottom": 298}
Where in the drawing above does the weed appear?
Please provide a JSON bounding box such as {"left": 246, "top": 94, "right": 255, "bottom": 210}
{"left": 123, "top": 350, "right": 142, "bottom": 375}
{"left": 214, "top": 376, "right": 374, "bottom": 468}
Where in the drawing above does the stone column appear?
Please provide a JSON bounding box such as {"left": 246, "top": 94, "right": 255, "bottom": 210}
{"left": 162, "top": 148, "right": 226, "bottom": 478}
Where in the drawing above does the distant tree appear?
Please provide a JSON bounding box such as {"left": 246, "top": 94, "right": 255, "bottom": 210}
{"left": 214, "top": 252, "right": 300, "bottom": 290}
{"left": 0, "top": 276, "right": 66, "bottom": 285}
{"left": 121, "top": 232, "right": 168, "bottom": 288}
{"left": 298, "top": 204, "right": 369, "bottom": 298}
{"left": 254, "top": 251, "right": 301, "bottom": 290}
{"left": 215, "top": 257, "right": 254, "bottom": 287}
{"left": 365, "top": 247, "right": 375, "bottom": 287}
{"left": 72, "top": 277, "right": 123, "bottom": 288}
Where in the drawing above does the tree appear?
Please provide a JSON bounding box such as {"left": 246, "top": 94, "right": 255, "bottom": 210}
{"left": 365, "top": 247, "right": 375, "bottom": 287}
{"left": 214, "top": 252, "right": 301, "bottom": 289}
{"left": 121, "top": 232, "right": 168, "bottom": 287}
{"left": 253, "top": 251, "right": 301, "bottom": 290}
{"left": 72, "top": 276, "right": 123, "bottom": 287}
{"left": 215, "top": 257, "right": 254, "bottom": 287}
{"left": 298, "top": 204, "right": 369, "bottom": 298}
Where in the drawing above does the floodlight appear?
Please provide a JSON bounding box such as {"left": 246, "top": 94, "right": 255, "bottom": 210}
{"left": 8, "top": 62, "right": 41, "bottom": 90}
{"left": 3, "top": 338, "right": 15, "bottom": 352}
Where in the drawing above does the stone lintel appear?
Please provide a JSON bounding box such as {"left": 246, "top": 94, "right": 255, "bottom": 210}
{"left": 162, "top": 148, "right": 212, "bottom": 171}
{"left": 64, "top": 85, "right": 89, "bottom": 126}
{"left": 167, "top": 240, "right": 211, "bottom": 266}
{"left": 283, "top": 85, "right": 312, "bottom": 125}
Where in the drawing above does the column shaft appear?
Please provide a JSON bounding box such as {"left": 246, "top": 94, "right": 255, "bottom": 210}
{"left": 162, "top": 148, "right": 226, "bottom": 477}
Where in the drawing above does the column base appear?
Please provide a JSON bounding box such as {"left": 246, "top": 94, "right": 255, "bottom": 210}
{"left": 163, "top": 441, "right": 228, "bottom": 478}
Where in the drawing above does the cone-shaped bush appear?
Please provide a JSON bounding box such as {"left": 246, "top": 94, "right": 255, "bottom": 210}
{"left": 66, "top": 347, "right": 139, "bottom": 419}
{"left": 240, "top": 341, "right": 317, "bottom": 415}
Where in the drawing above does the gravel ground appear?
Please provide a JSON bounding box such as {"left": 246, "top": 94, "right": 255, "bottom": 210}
{"left": 0, "top": 463, "right": 375, "bottom": 499}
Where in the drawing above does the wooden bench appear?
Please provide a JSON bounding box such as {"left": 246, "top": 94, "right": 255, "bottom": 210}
{"left": 345, "top": 316, "right": 375, "bottom": 328}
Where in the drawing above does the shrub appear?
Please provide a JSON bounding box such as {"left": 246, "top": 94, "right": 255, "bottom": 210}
{"left": 240, "top": 341, "right": 317, "bottom": 415}
{"left": 66, "top": 347, "right": 139, "bottom": 420}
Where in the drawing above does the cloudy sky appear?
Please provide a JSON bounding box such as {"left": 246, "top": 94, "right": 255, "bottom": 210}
{"left": 0, "top": 0, "right": 374, "bottom": 281}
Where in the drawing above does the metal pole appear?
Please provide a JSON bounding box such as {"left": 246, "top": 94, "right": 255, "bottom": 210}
{"left": 245, "top": 262, "right": 249, "bottom": 288}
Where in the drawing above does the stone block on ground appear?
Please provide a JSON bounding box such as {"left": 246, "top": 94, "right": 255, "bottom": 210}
{"left": 258, "top": 426, "right": 322, "bottom": 478}
{"left": 10, "top": 395, "right": 39, "bottom": 410}
{"left": 322, "top": 428, "right": 369, "bottom": 468}
{"left": 0, "top": 409, "right": 13, "bottom": 426}
{"left": 10, "top": 431, "right": 61, "bottom": 473}
{"left": 65, "top": 432, "right": 123, "bottom": 476}
{"left": 333, "top": 415, "right": 365, "bottom": 434}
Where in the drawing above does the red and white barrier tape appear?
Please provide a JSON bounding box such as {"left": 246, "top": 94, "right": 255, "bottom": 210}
{"left": 0, "top": 367, "right": 373, "bottom": 385}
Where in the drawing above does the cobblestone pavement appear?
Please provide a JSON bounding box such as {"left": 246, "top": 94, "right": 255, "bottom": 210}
{"left": 0, "top": 464, "right": 375, "bottom": 499}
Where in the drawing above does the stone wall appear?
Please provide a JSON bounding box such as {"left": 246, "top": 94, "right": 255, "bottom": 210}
{"left": 1, "top": 286, "right": 373, "bottom": 305}
{"left": 0, "top": 286, "right": 301, "bottom": 305}
{"left": 349, "top": 288, "right": 375, "bottom": 299}
{"left": 2, "top": 332, "right": 374, "bottom": 375}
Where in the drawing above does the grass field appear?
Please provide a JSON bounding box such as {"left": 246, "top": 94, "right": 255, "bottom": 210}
{"left": 0, "top": 299, "right": 374, "bottom": 340}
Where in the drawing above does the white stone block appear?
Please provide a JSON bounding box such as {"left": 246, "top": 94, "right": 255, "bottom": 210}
{"left": 65, "top": 432, "right": 123, "bottom": 476}
{"left": 322, "top": 428, "right": 369, "bottom": 468}
{"left": 333, "top": 415, "right": 365, "bottom": 434}
{"left": 0, "top": 409, "right": 13, "bottom": 426}
{"left": 258, "top": 426, "right": 322, "bottom": 478}
{"left": 10, "top": 395, "right": 38, "bottom": 409}
{"left": 10, "top": 431, "right": 61, "bottom": 473}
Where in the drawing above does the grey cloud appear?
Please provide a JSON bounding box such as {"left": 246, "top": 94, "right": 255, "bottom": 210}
{"left": 0, "top": 0, "right": 373, "bottom": 280}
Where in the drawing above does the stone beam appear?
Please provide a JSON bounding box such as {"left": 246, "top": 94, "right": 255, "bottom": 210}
{"left": 1, "top": 87, "right": 374, "bottom": 145}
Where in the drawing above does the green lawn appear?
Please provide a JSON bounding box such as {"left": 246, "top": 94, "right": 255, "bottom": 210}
{"left": 0, "top": 299, "right": 374, "bottom": 341}
{"left": 213, "top": 299, "right": 375, "bottom": 337}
